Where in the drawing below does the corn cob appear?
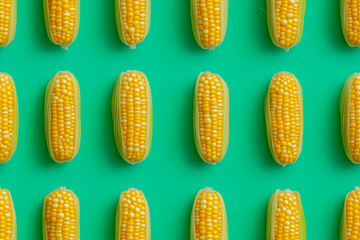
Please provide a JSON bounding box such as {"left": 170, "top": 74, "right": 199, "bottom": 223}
{"left": 267, "top": 0, "right": 306, "bottom": 51}
{"left": 0, "top": 0, "right": 16, "bottom": 47}
{"left": 43, "top": 187, "right": 79, "bottom": 240}
{"left": 0, "top": 73, "right": 18, "bottom": 163}
{"left": 112, "top": 70, "right": 152, "bottom": 164}
{"left": 190, "top": 188, "right": 228, "bottom": 240}
{"left": 191, "top": 0, "right": 228, "bottom": 50}
{"left": 340, "top": 73, "right": 360, "bottom": 163}
{"left": 45, "top": 71, "right": 80, "bottom": 163}
{"left": 267, "top": 189, "right": 306, "bottom": 240}
{"left": 0, "top": 188, "right": 16, "bottom": 240}
{"left": 194, "top": 72, "right": 229, "bottom": 164}
{"left": 115, "top": 0, "right": 150, "bottom": 49}
{"left": 43, "top": 0, "right": 80, "bottom": 49}
{"left": 341, "top": 0, "right": 360, "bottom": 46}
{"left": 265, "top": 72, "right": 303, "bottom": 166}
{"left": 115, "top": 188, "right": 150, "bottom": 240}
{"left": 341, "top": 187, "right": 360, "bottom": 239}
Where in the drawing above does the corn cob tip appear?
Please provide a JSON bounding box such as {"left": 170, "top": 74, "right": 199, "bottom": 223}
{"left": 112, "top": 70, "right": 152, "bottom": 164}
{"left": 45, "top": 71, "right": 81, "bottom": 163}
{"left": 267, "top": 0, "right": 306, "bottom": 50}
{"left": 191, "top": 0, "right": 228, "bottom": 50}
{"left": 194, "top": 72, "right": 229, "bottom": 164}
{"left": 341, "top": 0, "right": 360, "bottom": 47}
{"left": 191, "top": 187, "right": 228, "bottom": 240}
{"left": 116, "top": 0, "right": 151, "bottom": 48}
{"left": 0, "top": 0, "right": 16, "bottom": 47}
{"left": 267, "top": 189, "right": 306, "bottom": 240}
{"left": 43, "top": 187, "right": 80, "bottom": 240}
{"left": 43, "top": 0, "right": 80, "bottom": 47}
{"left": 340, "top": 187, "right": 360, "bottom": 239}
{"left": 265, "top": 72, "right": 303, "bottom": 166}
{"left": 116, "top": 188, "right": 150, "bottom": 240}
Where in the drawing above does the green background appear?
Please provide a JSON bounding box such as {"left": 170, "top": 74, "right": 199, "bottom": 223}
{"left": 0, "top": 0, "right": 358, "bottom": 239}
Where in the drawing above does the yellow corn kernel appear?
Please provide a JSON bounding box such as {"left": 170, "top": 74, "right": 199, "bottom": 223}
{"left": 43, "top": 187, "right": 79, "bottom": 240}
{"left": 45, "top": 71, "right": 80, "bottom": 163}
{"left": 191, "top": 188, "right": 228, "bottom": 240}
{"left": 191, "top": 0, "right": 228, "bottom": 50}
{"left": 341, "top": 0, "right": 360, "bottom": 46}
{"left": 194, "top": 72, "right": 229, "bottom": 164}
{"left": 265, "top": 72, "right": 303, "bottom": 166}
{"left": 0, "top": 189, "right": 16, "bottom": 240}
{"left": 115, "top": 188, "right": 150, "bottom": 240}
{"left": 44, "top": 0, "right": 80, "bottom": 48}
{"left": 116, "top": 0, "right": 150, "bottom": 49}
{"left": 112, "top": 71, "right": 152, "bottom": 164}
{"left": 0, "top": 73, "right": 18, "bottom": 163}
{"left": 341, "top": 187, "right": 360, "bottom": 239}
{"left": 0, "top": 0, "right": 16, "bottom": 47}
{"left": 267, "top": 189, "right": 306, "bottom": 240}
{"left": 267, "top": 0, "right": 306, "bottom": 50}
{"left": 340, "top": 73, "right": 360, "bottom": 163}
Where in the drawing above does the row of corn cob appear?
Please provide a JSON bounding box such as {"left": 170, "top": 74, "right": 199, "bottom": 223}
{"left": 0, "top": 0, "right": 358, "bottom": 49}
{"left": 1, "top": 186, "right": 359, "bottom": 239}
{"left": 0, "top": 70, "right": 359, "bottom": 166}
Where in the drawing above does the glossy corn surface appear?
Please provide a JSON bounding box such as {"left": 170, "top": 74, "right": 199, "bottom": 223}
{"left": 274, "top": 191, "right": 301, "bottom": 239}
{"left": 343, "top": 0, "right": 360, "bottom": 46}
{"left": 43, "top": 188, "right": 79, "bottom": 240}
{"left": 0, "top": 189, "right": 15, "bottom": 240}
{"left": 45, "top": 71, "right": 80, "bottom": 163}
{"left": 266, "top": 72, "right": 303, "bottom": 165}
{"left": 44, "top": 0, "right": 79, "bottom": 47}
{"left": 0, "top": 0, "right": 15, "bottom": 46}
{"left": 194, "top": 72, "right": 228, "bottom": 164}
{"left": 116, "top": 189, "right": 149, "bottom": 240}
{"left": 112, "top": 71, "right": 152, "bottom": 164}
{"left": 0, "top": 73, "right": 17, "bottom": 163}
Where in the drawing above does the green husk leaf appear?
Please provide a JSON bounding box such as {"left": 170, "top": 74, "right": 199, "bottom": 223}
{"left": 0, "top": 0, "right": 16, "bottom": 47}
{"left": 264, "top": 72, "right": 303, "bottom": 166}
{"left": 267, "top": 189, "right": 306, "bottom": 240}
{"left": 44, "top": 71, "right": 81, "bottom": 163}
{"left": 190, "top": 0, "right": 228, "bottom": 50}
{"left": 42, "top": 187, "right": 80, "bottom": 240}
{"left": 111, "top": 70, "right": 152, "bottom": 164}
{"left": 267, "top": 0, "right": 306, "bottom": 51}
{"left": 115, "top": 188, "right": 151, "bottom": 240}
{"left": 190, "top": 187, "right": 228, "bottom": 240}
{"left": 193, "top": 72, "right": 229, "bottom": 164}
{"left": 43, "top": 0, "right": 80, "bottom": 49}
{"left": 115, "top": 0, "right": 151, "bottom": 49}
{"left": 0, "top": 73, "right": 18, "bottom": 163}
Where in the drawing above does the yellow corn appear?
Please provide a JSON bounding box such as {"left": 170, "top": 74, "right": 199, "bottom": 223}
{"left": 194, "top": 72, "right": 229, "bottom": 164}
{"left": 112, "top": 71, "right": 152, "bottom": 164}
{"left": 267, "top": 0, "right": 306, "bottom": 50}
{"left": 267, "top": 189, "right": 306, "bottom": 240}
{"left": 0, "top": 73, "right": 18, "bottom": 163}
{"left": 341, "top": 187, "right": 360, "bottom": 239}
{"left": 43, "top": 187, "right": 79, "bottom": 240}
{"left": 265, "top": 72, "right": 303, "bottom": 166}
{"left": 341, "top": 0, "right": 360, "bottom": 46}
{"left": 115, "top": 188, "right": 150, "bottom": 240}
{"left": 0, "top": 189, "right": 16, "bottom": 240}
{"left": 44, "top": 0, "right": 80, "bottom": 48}
{"left": 191, "top": 0, "right": 228, "bottom": 50}
{"left": 0, "top": 0, "right": 16, "bottom": 47}
{"left": 45, "top": 71, "right": 80, "bottom": 163}
{"left": 115, "top": 0, "right": 150, "bottom": 49}
{"left": 191, "top": 188, "right": 228, "bottom": 240}
{"left": 340, "top": 73, "right": 360, "bottom": 163}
